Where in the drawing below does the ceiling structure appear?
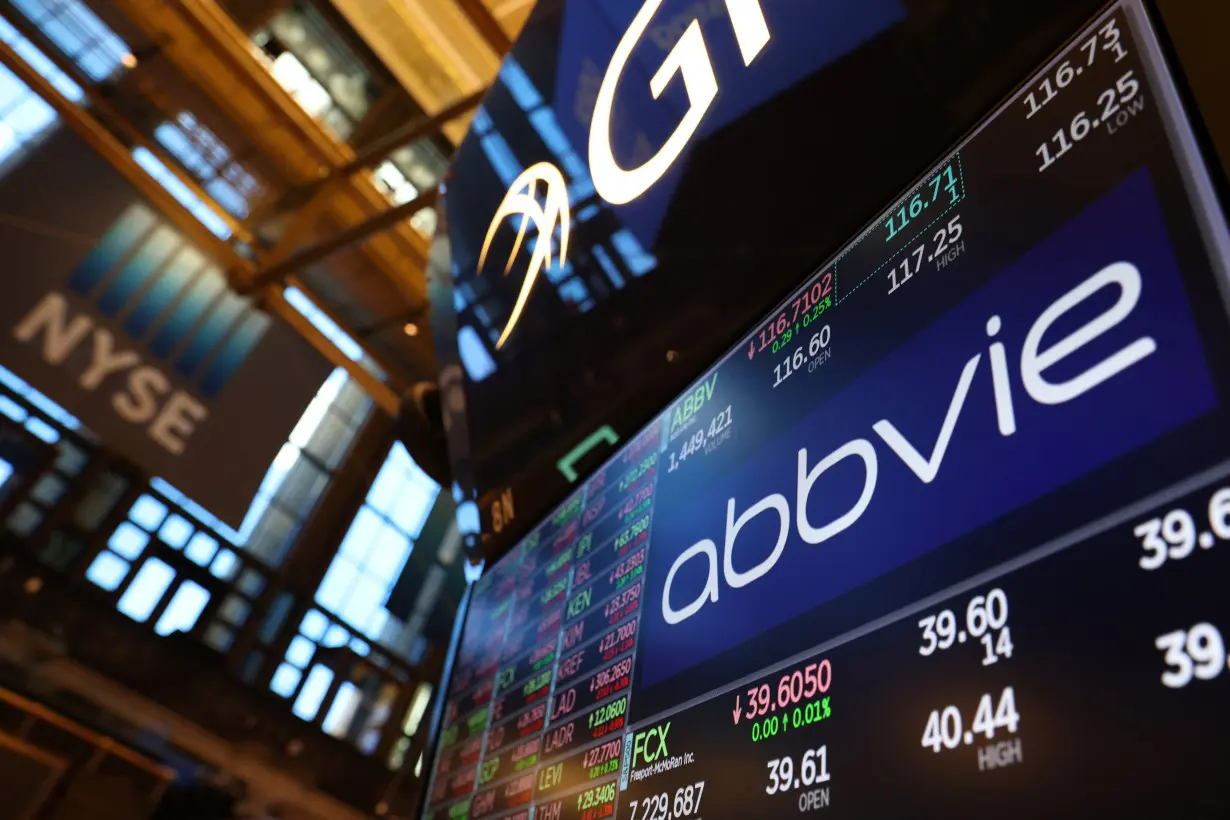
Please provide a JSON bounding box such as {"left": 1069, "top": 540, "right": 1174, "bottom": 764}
{"left": 63, "top": 0, "right": 537, "bottom": 418}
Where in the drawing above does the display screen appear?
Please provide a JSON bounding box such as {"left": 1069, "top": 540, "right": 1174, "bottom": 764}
{"left": 424, "top": 3, "right": 1230, "bottom": 817}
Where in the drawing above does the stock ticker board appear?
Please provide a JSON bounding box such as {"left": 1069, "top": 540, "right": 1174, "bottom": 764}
{"left": 423, "top": 4, "right": 1230, "bottom": 818}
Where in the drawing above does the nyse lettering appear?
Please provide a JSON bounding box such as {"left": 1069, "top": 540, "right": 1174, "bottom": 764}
{"left": 15, "top": 292, "right": 208, "bottom": 454}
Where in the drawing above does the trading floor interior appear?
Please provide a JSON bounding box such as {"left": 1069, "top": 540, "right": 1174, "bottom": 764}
{"left": 0, "top": 0, "right": 523, "bottom": 817}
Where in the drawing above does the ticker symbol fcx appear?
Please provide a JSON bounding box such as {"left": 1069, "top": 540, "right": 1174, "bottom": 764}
{"left": 479, "top": 162, "right": 572, "bottom": 349}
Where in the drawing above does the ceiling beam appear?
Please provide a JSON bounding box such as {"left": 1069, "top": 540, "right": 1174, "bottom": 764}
{"left": 452, "top": 0, "right": 513, "bottom": 55}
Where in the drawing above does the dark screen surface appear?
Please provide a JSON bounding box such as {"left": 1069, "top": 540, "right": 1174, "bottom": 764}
{"left": 430, "top": 0, "right": 1109, "bottom": 556}
{"left": 423, "top": 1, "right": 1230, "bottom": 818}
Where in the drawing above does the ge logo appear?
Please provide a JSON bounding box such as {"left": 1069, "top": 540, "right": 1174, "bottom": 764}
{"left": 589, "top": 0, "right": 771, "bottom": 205}
{"left": 479, "top": 161, "right": 572, "bottom": 349}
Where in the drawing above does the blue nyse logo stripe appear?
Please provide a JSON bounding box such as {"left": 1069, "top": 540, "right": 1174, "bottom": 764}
{"left": 65, "top": 205, "right": 266, "bottom": 396}
{"left": 150, "top": 268, "right": 226, "bottom": 358}
{"left": 175, "top": 291, "right": 244, "bottom": 380}
{"left": 123, "top": 246, "right": 206, "bottom": 338}
{"left": 201, "top": 311, "right": 270, "bottom": 397}
{"left": 67, "top": 204, "right": 155, "bottom": 295}
{"left": 96, "top": 225, "right": 180, "bottom": 316}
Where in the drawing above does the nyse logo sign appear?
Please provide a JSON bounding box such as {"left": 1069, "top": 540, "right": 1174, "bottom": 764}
{"left": 12, "top": 203, "right": 268, "bottom": 456}
{"left": 480, "top": 162, "right": 572, "bottom": 349}
{"left": 590, "top": 0, "right": 771, "bottom": 205}
{"left": 641, "top": 170, "right": 1219, "bottom": 685}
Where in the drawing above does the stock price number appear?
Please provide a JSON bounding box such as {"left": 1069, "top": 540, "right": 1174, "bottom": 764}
{"left": 1035, "top": 70, "right": 1142, "bottom": 172}
{"left": 1135, "top": 486, "right": 1230, "bottom": 570}
{"left": 921, "top": 687, "right": 1020, "bottom": 753}
{"left": 1155, "top": 622, "right": 1227, "bottom": 689}
{"left": 918, "top": 588, "right": 1013, "bottom": 666}
{"left": 748, "top": 274, "right": 833, "bottom": 361}
{"left": 766, "top": 746, "right": 831, "bottom": 795}
{"left": 628, "top": 782, "right": 705, "bottom": 820}
{"left": 577, "top": 782, "right": 617, "bottom": 816}
{"left": 1023, "top": 17, "right": 1130, "bottom": 119}
{"left": 736, "top": 659, "right": 832, "bottom": 725}
{"left": 773, "top": 325, "right": 832, "bottom": 390}
{"left": 884, "top": 161, "right": 961, "bottom": 242}
{"left": 887, "top": 215, "right": 964, "bottom": 295}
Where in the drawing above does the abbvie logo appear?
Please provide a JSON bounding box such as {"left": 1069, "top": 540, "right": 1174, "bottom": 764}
{"left": 662, "top": 261, "right": 1157, "bottom": 625}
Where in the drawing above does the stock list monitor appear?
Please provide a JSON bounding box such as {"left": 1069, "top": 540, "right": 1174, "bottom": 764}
{"left": 423, "top": 2, "right": 1230, "bottom": 818}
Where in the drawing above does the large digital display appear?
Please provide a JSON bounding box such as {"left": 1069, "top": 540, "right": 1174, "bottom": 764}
{"left": 423, "top": 3, "right": 1230, "bottom": 817}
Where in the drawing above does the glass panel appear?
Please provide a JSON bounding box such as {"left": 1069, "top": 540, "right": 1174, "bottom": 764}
{"left": 128, "top": 495, "right": 168, "bottom": 531}
{"left": 389, "top": 481, "right": 438, "bottom": 538}
{"left": 244, "top": 503, "right": 298, "bottom": 565}
{"left": 184, "top": 532, "right": 219, "bottom": 566}
{"left": 6, "top": 502, "right": 42, "bottom": 537}
{"left": 237, "top": 568, "right": 265, "bottom": 597}
{"left": 301, "top": 410, "right": 351, "bottom": 469}
{"left": 364, "top": 607, "right": 389, "bottom": 642}
{"left": 259, "top": 591, "right": 293, "bottom": 645}
{"left": 292, "top": 664, "right": 335, "bottom": 721}
{"left": 219, "top": 593, "right": 251, "bottom": 626}
{"left": 0, "top": 395, "right": 27, "bottom": 423}
{"left": 300, "top": 609, "right": 329, "bottom": 641}
{"left": 72, "top": 472, "right": 127, "bottom": 532}
{"left": 158, "top": 514, "right": 195, "bottom": 549}
{"left": 203, "top": 622, "right": 234, "bottom": 652}
{"left": 315, "top": 557, "right": 358, "bottom": 612}
{"left": 117, "top": 558, "right": 176, "bottom": 623}
{"left": 404, "top": 682, "right": 433, "bottom": 736}
{"left": 285, "top": 635, "right": 315, "bottom": 668}
{"left": 339, "top": 506, "right": 382, "bottom": 563}
{"left": 107, "top": 521, "right": 149, "bottom": 560}
{"left": 365, "top": 525, "right": 410, "bottom": 580}
{"left": 366, "top": 459, "right": 406, "bottom": 515}
{"left": 271, "top": 663, "right": 302, "bottom": 698}
{"left": 29, "top": 472, "right": 67, "bottom": 506}
{"left": 340, "top": 579, "right": 380, "bottom": 630}
{"left": 85, "top": 551, "right": 129, "bottom": 591}
{"left": 210, "top": 548, "right": 240, "bottom": 580}
{"left": 154, "top": 580, "right": 210, "bottom": 636}
{"left": 276, "top": 454, "right": 328, "bottom": 517}
{"left": 322, "top": 682, "right": 361, "bottom": 739}
{"left": 24, "top": 417, "right": 58, "bottom": 444}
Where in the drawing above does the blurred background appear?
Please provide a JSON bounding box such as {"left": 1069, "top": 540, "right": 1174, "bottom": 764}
{"left": 0, "top": 0, "right": 523, "bottom": 817}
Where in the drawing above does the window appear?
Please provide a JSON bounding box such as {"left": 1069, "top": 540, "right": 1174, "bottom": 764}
{"left": 371, "top": 139, "right": 448, "bottom": 239}
{"left": 153, "top": 113, "right": 263, "bottom": 219}
{"left": 312, "top": 444, "right": 438, "bottom": 640}
{"left": 275, "top": 445, "right": 438, "bottom": 709}
{"left": 0, "top": 19, "right": 76, "bottom": 168}
{"left": 252, "top": 2, "right": 380, "bottom": 141}
{"left": 8, "top": 0, "right": 133, "bottom": 84}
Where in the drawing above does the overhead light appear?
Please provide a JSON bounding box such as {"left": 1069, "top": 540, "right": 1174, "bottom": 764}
{"left": 121, "top": 53, "right": 137, "bottom": 69}
{"left": 403, "top": 322, "right": 419, "bottom": 336}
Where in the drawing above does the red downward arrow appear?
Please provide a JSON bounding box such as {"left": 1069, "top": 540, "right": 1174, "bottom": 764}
{"left": 732, "top": 695, "right": 742, "bottom": 725}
